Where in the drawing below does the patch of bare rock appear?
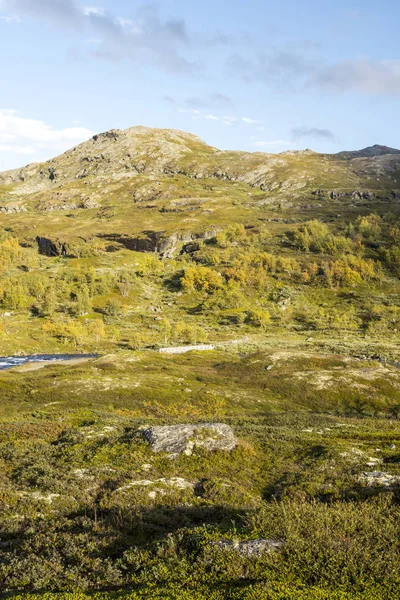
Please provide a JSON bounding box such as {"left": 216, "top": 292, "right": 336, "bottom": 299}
{"left": 359, "top": 471, "right": 400, "bottom": 487}
{"left": 141, "top": 423, "right": 237, "bottom": 456}
{"left": 211, "top": 538, "right": 284, "bottom": 556}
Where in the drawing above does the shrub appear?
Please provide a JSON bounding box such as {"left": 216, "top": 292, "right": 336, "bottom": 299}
{"left": 181, "top": 267, "right": 224, "bottom": 294}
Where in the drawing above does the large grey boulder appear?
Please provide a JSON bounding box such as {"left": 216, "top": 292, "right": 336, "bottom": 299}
{"left": 211, "top": 538, "right": 284, "bottom": 557}
{"left": 141, "top": 423, "right": 237, "bottom": 456}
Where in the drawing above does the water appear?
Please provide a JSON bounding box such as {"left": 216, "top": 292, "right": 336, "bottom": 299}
{"left": 0, "top": 354, "right": 98, "bottom": 371}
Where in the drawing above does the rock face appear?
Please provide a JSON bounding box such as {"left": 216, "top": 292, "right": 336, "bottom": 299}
{"left": 141, "top": 423, "right": 237, "bottom": 456}
{"left": 211, "top": 539, "right": 284, "bottom": 556}
{"left": 102, "top": 229, "right": 218, "bottom": 257}
{"left": 36, "top": 236, "right": 68, "bottom": 256}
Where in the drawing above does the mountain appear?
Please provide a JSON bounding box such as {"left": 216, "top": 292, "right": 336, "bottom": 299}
{"left": 0, "top": 126, "right": 400, "bottom": 257}
{"left": 335, "top": 144, "right": 400, "bottom": 159}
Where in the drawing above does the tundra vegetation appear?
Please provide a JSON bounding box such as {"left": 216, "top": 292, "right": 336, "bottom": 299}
{"left": 0, "top": 129, "right": 400, "bottom": 599}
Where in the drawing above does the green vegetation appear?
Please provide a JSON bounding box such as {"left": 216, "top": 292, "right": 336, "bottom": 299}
{"left": 1, "top": 355, "right": 400, "bottom": 597}
{"left": 1, "top": 129, "right": 400, "bottom": 598}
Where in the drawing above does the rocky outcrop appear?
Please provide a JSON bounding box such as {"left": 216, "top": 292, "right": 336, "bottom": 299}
{"left": 141, "top": 423, "right": 237, "bottom": 456}
{"left": 0, "top": 205, "right": 27, "bottom": 213}
{"left": 38, "top": 198, "right": 100, "bottom": 212}
{"left": 358, "top": 471, "right": 400, "bottom": 487}
{"left": 101, "top": 228, "right": 218, "bottom": 258}
{"left": 180, "top": 241, "right": 202, "bottom": 254}
{"left": 312, "top": 189, "right": 379, "bottom": 201}
{"left": 36, "top": 236, "right": 68, "bottom": 256}
{"left": 211, "top": 539, "right": 284, "bottom": 556}
{"left": 80, "top": 198, "right": 100, "bottom": 209}
{"left": 41, "top": 203, "right": 78, "bottom": 212}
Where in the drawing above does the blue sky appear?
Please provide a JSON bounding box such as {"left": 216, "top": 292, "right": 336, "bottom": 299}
{"left": 0, "top": 0, "right": 399, "bottom": 170}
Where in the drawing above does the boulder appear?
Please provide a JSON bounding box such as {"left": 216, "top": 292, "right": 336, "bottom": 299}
{"left": 211, "top": 538, "right": 284, "bottom": 557}
{"left": 141, "top": 423, "right": 237, "bottom": 456}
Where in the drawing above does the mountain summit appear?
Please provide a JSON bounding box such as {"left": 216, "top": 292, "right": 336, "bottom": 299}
{"left": 335, "top": 144, "right": 400, "bottom": 159}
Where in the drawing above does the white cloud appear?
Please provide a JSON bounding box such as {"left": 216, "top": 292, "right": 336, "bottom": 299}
{"left": 0, "top": 109, "right": 94, "bottom": 167}
{"left": 0, "top": 144, "right": 33, "bottom": 154}
{"left": 0, "top": 14, "right": 20, "bottom": 22}
{"left": 82, "top": 6, "right": 105, "bottom": 17}
{"left": 242, "top": 117, "right": 263, "bottom": 125}
{"left": 177, "top": 109, "right": 264, "bottom": 128}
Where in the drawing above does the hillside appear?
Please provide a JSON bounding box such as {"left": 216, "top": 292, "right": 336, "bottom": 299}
{"left": 1, "top": 128, "right": 400, "bottom": 598}
{"left": 1, "top": 127, "right": 400, "bottom": 258}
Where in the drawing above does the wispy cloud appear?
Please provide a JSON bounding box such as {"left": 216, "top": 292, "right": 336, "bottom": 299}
{"left": 228, "top": 45, "right": 400, "bottom": 97}
{"left": 82, "top": 7, "right": 106, "bottom": 17}
{"left": 174, "top": 107, "right": 262, "bottom": 128}
{"left": 185, "top": 93, "right": 235, "bottom": 110}
{"left": 291, "top": 127, "right": 335, "bottom": 141}
{"left": 228, "top": 48, "right": 317, "bottom": 88}
{"left": 0, "top": 109, "right": 93, "bottom": 163}
{"left": 242, "top": 117, "right": 262, "bottom": 125}
{"left": 1, "top": 1, "right": 199, "bottom": 74}
{"left": 313, "top": 59, "right": 400, "bottom": 95}
{"left": 3, "top": 0, "right": 82, "bottom": 25}
{"left": 0, "top": 14, "right": 20, "bottom": 22}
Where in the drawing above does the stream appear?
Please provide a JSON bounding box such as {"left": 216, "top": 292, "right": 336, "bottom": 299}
{"left": 0, "top": 354, "right": 98, "bottom": 371}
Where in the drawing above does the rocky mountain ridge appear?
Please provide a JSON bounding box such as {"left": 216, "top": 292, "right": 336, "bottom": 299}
{"left": 0, "top": 126, "right": 399, "bottom": 257}
{"left": 1, "top": 127, "right": 399, "bottom": 195}
{"left": 335, "top": 144, "right": 400, "bottom": 159}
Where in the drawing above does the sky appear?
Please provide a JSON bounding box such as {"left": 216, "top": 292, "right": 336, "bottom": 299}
{"left": 0, "top": 0, "right": 399, "bottom": 170}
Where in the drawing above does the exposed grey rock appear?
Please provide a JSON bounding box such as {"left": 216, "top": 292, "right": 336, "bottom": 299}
{"left": 0, "top": 205, "right": 26, "bottom": 213}
{"left": 159, "top": 344, "right": 215, "bottom": 354}
{"left": 359, "top": 471, "right": 400, "bottom": 487}
{"left": 42, "top": 203, "right": 78, "bottom": 212}
{"left": 141, "top": 423, "right": 237, "bottom": 456}
{"left": 211, "top": 538, "right": 284, "bottom": 556}
{"left": 180, "top": 241, "right": 201, "bottom": 254}
{"left": 36, "top": 236, "right": 68, "bottom": 256}
{"left": 80, "top": 198, "right": 100, "bottom": 209}
{"left": 116, "top": 477, "right": 195, "bottom": 493}
{"left": 100, "top": 228, "right": 218, "bottom": 258}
